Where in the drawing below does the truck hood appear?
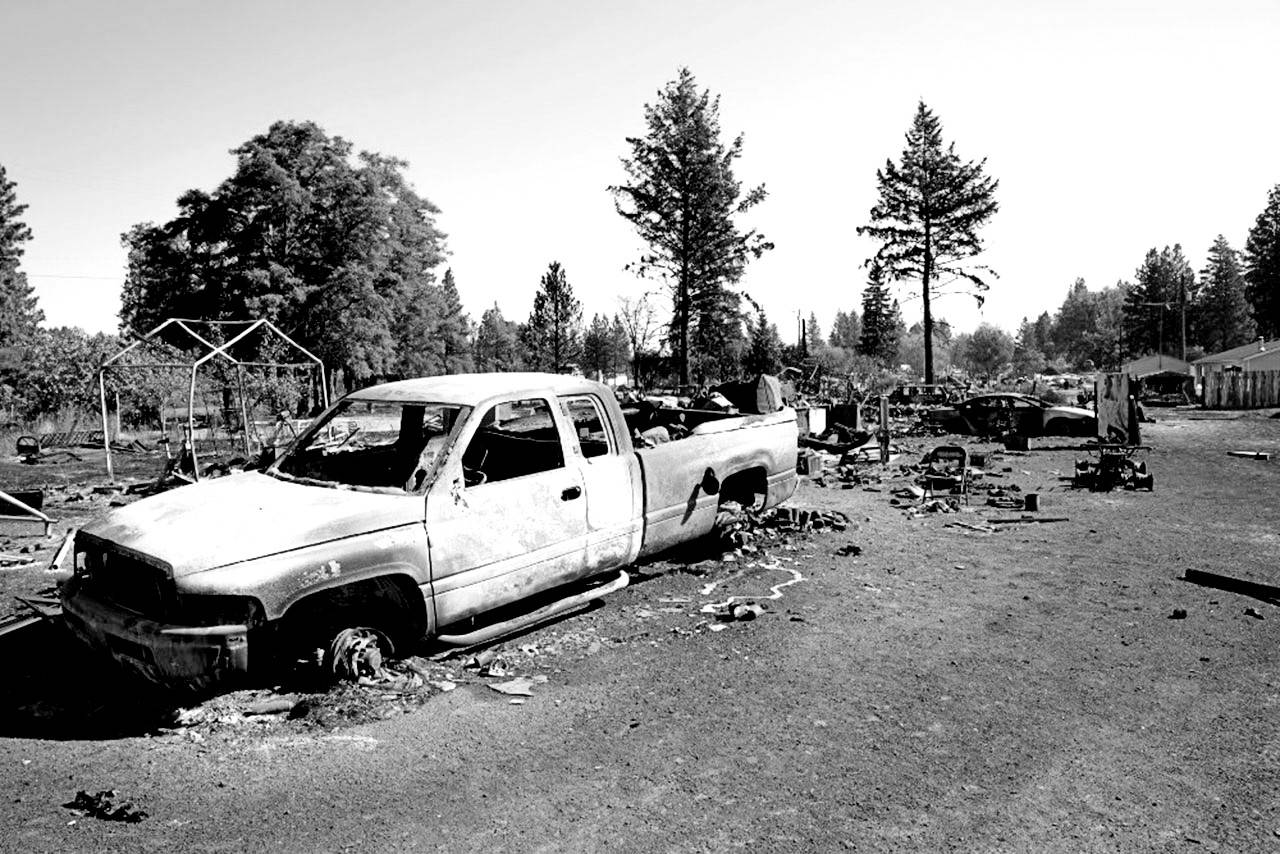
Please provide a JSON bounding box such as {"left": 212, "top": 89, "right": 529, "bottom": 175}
{"left": 81, "top": 472, "right": 423, "bottom": 576}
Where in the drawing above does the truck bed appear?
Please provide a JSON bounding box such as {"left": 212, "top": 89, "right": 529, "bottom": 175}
{"left": 633, "top": 409, "right": 797, "bottom": 557}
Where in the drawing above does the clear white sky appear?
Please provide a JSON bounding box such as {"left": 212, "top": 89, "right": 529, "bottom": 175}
{"left": 2, "top": 0, "right": 1277, "bottom": 342}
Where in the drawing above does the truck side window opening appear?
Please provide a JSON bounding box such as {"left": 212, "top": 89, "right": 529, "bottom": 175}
{"left": 462, "top": 398, "right": 565, "bottom": 486}
{"left": 560, "top": 395, "right": 613, "bottom": 459}
{"left": 274, "top": 400, "right": 469, "bottom": 494}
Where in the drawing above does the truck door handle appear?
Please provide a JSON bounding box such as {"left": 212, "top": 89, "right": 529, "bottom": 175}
{"left": 561, "top": 486, "right": 581, "bottom": 501}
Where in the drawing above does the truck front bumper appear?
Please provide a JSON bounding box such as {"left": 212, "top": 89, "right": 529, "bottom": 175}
{"left": 61, "top": 579, "right": 251, "bottom": 691}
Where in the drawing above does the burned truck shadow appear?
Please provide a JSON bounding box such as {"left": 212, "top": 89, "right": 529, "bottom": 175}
{"left": 0, "top": 620, "right": 183, "bottom": 740}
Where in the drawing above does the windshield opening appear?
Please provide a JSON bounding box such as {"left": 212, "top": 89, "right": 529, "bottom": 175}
{"left": 272, "top": 399, "right": 471, "bottom": 494}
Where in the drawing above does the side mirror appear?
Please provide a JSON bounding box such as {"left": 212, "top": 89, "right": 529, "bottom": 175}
{"left": 700, "top": 468, "right": 720, "bottom": 495}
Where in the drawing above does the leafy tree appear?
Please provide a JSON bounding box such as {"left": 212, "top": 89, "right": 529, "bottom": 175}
{"left": 1091, "top": 283, "right": 1126, "bottom": 371}
{"left": 1245, "top": 184, "right": 1280, "bottom": 338}
{"left": 1123, "top": 245, "right": 1195, "bottom": 359}
{"left": 857, "top": 102, "right": 999, "bottom": 383}
{"left": 899, "top": 320, "right": 954, "bottom": 379}
{"left": 1197, "top": 236, "right": 1255, "bottom": 354}
{"left": 120, "top": 121, "right": 447, "bottom": 386}
{"left": 617, "top": 294, "right": 661, "bottom": 386}
{"left": 1052, "top": 278, "right": 1097, "bottom": 365}
{"left": 1013, "top": 317, "right": 1047, "bottom": 376}
{"left": 1048, "top": 278, "right": 1125, "bottom": 369}
{"left": 473, "top": 304, "right": 523, "bottom": 372}
{"left": 828, "top": 309, "right": 861, "bottom": 350}
{"left": 17, "top": 327, "right": 119, "bottom": 418}
{"left": 524, "top": 261, "right": 582, "bottom": 373}
{"left": 742, "top": 308, "right": 784, "bottom": 375}
{"left": 0, "top": 164, "right": 42, "bottom": 402}
{"left": 857, "top": 261, "right": 902, "bottom": 366}
{"left": 611, "top": 67, "right": 772, "bottom": 385}
{"left": 956, "top": 323, "right": 1014, "bottom": 380}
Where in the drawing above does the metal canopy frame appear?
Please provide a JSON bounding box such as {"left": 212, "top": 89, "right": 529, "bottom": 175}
{"left": 98, "top": 318, "right": 329, "bottom": 481}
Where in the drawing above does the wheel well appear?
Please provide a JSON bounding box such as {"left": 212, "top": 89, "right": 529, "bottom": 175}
{"left": 718, "top": 467, "right": 768, "bottom": 510}
{"left": 278, "top": 574, "right": 427, "bottom": 658}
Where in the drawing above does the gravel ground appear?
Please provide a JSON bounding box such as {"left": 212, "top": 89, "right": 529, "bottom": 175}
{"left": 1, "top": 409, "right": 1278, "bottom": 852}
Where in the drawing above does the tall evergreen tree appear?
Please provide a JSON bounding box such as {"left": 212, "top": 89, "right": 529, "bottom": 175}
{"left": 1032, "top": 311, "right": 1055, "bottom": 359}
{"left": 856, "top": 101, "right": 999, "bottom": 382}
{"left": 0, "top": 165, "right": 42, "bottom": 352}
{"left": 524, "top": 262, "right": 582, "bottom": 373}
{"left": 1245, "top": 184, "right": 1280, "bottom": 339}
{"left": 581, "top": 313, "right": 614, "bottom": 380}
{"left": 609, "top": 315, "right": 631, "bottom": 381}
{"left": 742, "top": 308, "right": 784, "bottom": 375}
{"left": 828, "top": 309, "right": 862, "bottom": 350}
{"left": 436, "top": 268, "right": 474, "bottom": 374}
{"left": 611, "top": 67, "right": 772, "bottom": 385}
{"left": 474, "top": 304, "right": 522, "bottom": 372}
{"left": 805, "top": 312, "right": 823, "bottom": 355}
{"left": 1198, "top": 236, "right": 1255, "bottom": 354}
{"left": 1123, "top": 245, "right": 1195, "bottom": 359}
{"left": 857, "top": 262, "right": 901, "bottom": 366}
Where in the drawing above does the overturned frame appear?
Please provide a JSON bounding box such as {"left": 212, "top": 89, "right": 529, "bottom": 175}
{"left": 98, "top": 318, "right": 329, "bottom": 481}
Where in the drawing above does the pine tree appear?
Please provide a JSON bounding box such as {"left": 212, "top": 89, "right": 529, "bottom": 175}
{"left": 857, "top": 262, "right": 901, "bottom": 366}
{"left": 1124, "top": 246, "right": 1195, "bottom": 358}
{"left": 828, "top": 310, "right": 862, "bottom": 350}
{"left": 474, "top": 304, "right": 522, "bottom": 372}
{"left": 611, "top": 68, "right": 772, "bottom": 385}
{"left": 524, "top": 262, "right": 582, "bottom": 373}
{"left": 0, "top": 164, "right": 42, "bottom": 352}
{"left": 437, "top": 268, "right": 473, "bottom": 373}
{"left": 581, "top": 313, "right": 613, "bottom": 380}
{"left": 805, "top": 312, "right": 823, "bottom": 356}
{"left": 856, "top": 102, "right": 999, "bottom": 382}
{"left": 609, "top": 315, "right": 631, "bottom": 381}
{"left": 1245, "top": 184, "right": 1280, "bottom": 338}
{"left": 743, "top": 309, "right": 783, "bottom": 375}
{"left": 1197, "top": 236, "right": 1256, "bottom": 354}
{"left": 1032, "top": 312, "right": 1055, "bottom": 359}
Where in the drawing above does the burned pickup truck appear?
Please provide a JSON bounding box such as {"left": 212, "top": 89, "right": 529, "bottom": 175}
{"left": 62, "top": 373, "right": 798, "bottom": 689}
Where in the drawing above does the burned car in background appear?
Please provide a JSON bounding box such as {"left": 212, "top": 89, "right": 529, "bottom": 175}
{"left": 923, "top": 392, "right": 1097, "bottom": 438}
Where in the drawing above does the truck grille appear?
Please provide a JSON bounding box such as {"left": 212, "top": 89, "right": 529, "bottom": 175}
{"left": 85, "top": 546, "right": 173, "bottom": 618}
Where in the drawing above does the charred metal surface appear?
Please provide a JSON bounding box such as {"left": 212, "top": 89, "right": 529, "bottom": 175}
{"left": 61, "top": 373, "right": 800, "bottom": 690}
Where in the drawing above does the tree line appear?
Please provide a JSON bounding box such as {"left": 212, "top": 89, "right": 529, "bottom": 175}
{"left": 3, "top": 71, "right": 1280, "bottom": 422}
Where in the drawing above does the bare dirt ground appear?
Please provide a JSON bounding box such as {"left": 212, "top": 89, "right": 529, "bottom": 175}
{"left": 1, "top": 409, "right": 1279, "bottom": 853}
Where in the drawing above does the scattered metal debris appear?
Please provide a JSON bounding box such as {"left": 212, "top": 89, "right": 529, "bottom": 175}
{"left": 1073, "top": 444, "right": 1154, "bottom": 491}
{"left": 1182, "top": 569, "right": 1280, "bottom": 606}
{"left": 63, "top": 789, "right": 147, "bottom": 823}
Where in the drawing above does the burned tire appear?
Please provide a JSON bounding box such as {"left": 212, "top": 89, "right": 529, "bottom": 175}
{"left": 326, "top": 627, "right": 391, "bottom": 681}
{"left": 279, "top": 576, "right": 424, "bottom": 678}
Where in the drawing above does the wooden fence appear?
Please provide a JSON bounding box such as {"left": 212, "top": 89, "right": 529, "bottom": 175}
{"left": 1202, "top": 369, "right": 1280, "bottom": 409}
